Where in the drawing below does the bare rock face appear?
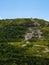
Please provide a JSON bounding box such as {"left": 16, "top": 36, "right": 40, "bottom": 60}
{"left": 25, "top": 27, "right": 42, "bottom": 41}
{"left": 25, "top": 32, "right": 33, "bottom": 41}
{"left": 31, "top": 18, "right": 40, "bottom": 27}
{"left": 24, "top": 18, "right": 42, "bottom": 42}
{"left": 36, "top": 30, "right": 42, "bottom": 38}
{"left": 34, "top": 22, "right": 40, "bottom": 27}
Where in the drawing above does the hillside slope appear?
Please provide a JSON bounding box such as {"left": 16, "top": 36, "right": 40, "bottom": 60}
{"left": 0, "top": 18, "right": 49, "bottom": 65}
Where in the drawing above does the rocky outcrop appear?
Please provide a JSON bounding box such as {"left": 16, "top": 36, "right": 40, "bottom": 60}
{"left": 25, "top": 28, "right": 42, "bottom": 41}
